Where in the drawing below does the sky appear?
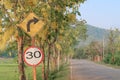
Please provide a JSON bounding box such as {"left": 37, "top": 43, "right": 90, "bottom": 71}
{"left": 78, "top": 0, "right": 120, "bottom": 29}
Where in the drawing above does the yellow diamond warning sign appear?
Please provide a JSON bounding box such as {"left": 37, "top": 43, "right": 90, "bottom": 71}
{"left": 18, "top": 13, "right": 44, "bottom": 37}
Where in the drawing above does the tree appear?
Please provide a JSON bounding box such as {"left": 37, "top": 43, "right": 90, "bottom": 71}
{"left": 107, "top": 29, "right": 120, "bottom": 54}
{"left": 0, "top": 0, "right": 86, "bottom": 80}
{"left": 105, "top": 28, "right": 120, "bottom": 64}
{"left": 85, "top": 41, "right": 103, "bottom": 61}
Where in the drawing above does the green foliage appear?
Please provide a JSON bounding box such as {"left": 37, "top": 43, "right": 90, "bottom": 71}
{"left": 103, "top": 28, "right": 120, "bottom": 66}
{"left": 0, "top": 0, "right": 86, "bottom": 80}
{"left": 114, "top": 52, "right": 120, "bottom": 66}
{"left": 73, "top": 48, "right": 87, "bottom": 59}
{"left": 49, "top": 64, "right": 69, "bottom": 80}
{"left": 25, "top": 66, "right": 42, "bottom": 80}
{"left": 103, "top": 53, "right": 112, "bottom": 64}
{"left": 104, "top": 52, "right": 120, "bottom": 66}
{"left": 0, "top": 41, "right": 17, "bottom": 58}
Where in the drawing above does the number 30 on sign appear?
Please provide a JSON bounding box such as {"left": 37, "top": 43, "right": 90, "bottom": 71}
{"left": 24, "top": 46, "right": 44, "bottom": 66}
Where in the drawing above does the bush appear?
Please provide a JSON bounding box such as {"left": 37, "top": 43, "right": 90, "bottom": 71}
{"left": 114, "top": 52, "right": 120, "bottom": 66}
{"left": 103, "top": 53, "right": 112, "bottom": 64}
{"left": 49, "top": 64, "right": 69, "bottom": 80}
{"left": 73, "top": 48, "right": 87, "bottom": 59}
{"left": 103, "top": 52, "right": 120, "bottom": 66}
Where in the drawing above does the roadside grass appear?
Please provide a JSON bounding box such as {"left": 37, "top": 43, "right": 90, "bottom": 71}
{"left": 0, "top": 64, "right": 19, "bottom": 80}
{"left": 0, "top": 58, "right": 42, "bottom": 80}
{"left": 97, "top": 61, "right": 120, "bottom": 69}
{"left": 0, "top": 58, "right": 69, "bottom": 80}
{"left": 49, "top": 64, "right": 70, "bottom": 80}
{"left": 0, "top": 64, "right": 43, "bottom": 80}
{"left": 25, "top": 66, "right": 42, "bottom": 80}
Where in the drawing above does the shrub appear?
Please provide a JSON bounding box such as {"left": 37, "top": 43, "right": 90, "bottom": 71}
{"left": 103, "top": 52, "right": 120, "bottom": 66}
{"left": 103, "top": 53, "right": 112, "bottom": 64}
{"left": 114, "top": 52, "right": 120, "bottom": 66}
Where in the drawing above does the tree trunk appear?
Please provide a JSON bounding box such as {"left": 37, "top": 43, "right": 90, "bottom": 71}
{"left": 17, "top": 36, "right": 26, "bottom": 80}
{"left": 54, "top": 46, "right": 60, "bottom": 71}
{"left": 46, "top": 44, "right": 51, "bottom": 80}
{"left": 42, "top": 46, "right": 46, "bottom": 80}
{"left": 57, "top": 52, "right": 60, "bottom": 71}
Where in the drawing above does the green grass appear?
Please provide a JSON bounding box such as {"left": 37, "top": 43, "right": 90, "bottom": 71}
{"left": 0, "top": 64, "right": 19, "bottom": 80}
{"left": 0, "top": 58, "right": 18, "bottom": 80}
{"left": 25, "top": 66, "right": 43, "bottom": 80}
{"left": 49, "top": 64, "right": 70, "bottom": 80}
{"left": 97, "top": 61, "right": 120, "bottom": 69}
{"left": 0, "top": 65, "right": 43, "bottom": 80}
{"left": 0, "top": 63, "right": 42, "bottom": 80}
{"left": 0, "top": 58, "right": 69, "bottom": 80}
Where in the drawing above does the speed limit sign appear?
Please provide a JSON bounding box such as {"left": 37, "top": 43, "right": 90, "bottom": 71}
{"left": 24, "top": 46, "right": 44, "bottom": 66}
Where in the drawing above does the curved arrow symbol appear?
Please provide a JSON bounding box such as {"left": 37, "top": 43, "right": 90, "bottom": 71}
{"left": 27, "top": 17, "right": 39, "bottom": 32}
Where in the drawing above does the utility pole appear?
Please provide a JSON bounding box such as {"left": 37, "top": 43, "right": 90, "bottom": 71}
{"left": 102, "top": 37, "right": 105, "bottom": 59}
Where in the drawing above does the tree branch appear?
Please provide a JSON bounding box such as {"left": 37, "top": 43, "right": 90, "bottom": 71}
{"left": 2, "top": 5, "right": 13, "bottom": 23}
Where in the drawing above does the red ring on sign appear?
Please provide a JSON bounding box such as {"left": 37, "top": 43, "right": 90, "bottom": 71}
{"left": 23, "top": 46, "right": 44, "bottom": 67}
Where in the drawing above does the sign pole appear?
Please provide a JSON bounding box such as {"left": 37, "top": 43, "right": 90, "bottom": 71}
{"left": 19, "top": 13, "right": 45, "bottom": 80}
{"left": 33, "top": 66, "right": 37, "bottom": 80}
{"left": 32, "top": 37, "right": 35, "bottom": 46}
{"left": 32, "top": 37, "right": 37, "bottom": 80}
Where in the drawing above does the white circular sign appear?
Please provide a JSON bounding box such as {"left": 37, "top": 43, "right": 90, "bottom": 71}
{"left": 24, "top": 46, "right": 44, "bottom": 66}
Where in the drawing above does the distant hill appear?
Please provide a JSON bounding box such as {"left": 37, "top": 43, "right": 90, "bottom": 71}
{"left": 86, "top": 24, "right": 109, "bottom": 41}
{"left": 78, "top": 24, "right": 109, "bottom": 47}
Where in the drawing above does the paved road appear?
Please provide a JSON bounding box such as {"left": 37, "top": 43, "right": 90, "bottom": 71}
{"left": 70, "top": 59, "right": 120, "bottom": 80}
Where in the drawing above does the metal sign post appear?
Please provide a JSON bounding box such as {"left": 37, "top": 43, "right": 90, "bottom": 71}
{"left": 33, "top": 65, "right": 37, "bottom": 80}
{"left": 19, "top": 13, "right": 45, "bottom": 80}
{"left": 32, "top": 37, "right": 36, "bottom": 80}
{"left": 24, "top": 45, "right": 44, "bottom": 80}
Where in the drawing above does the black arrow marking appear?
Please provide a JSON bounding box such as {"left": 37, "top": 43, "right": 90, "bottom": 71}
{"left": 27, "top": 17, "right": 39, "bottom": 32}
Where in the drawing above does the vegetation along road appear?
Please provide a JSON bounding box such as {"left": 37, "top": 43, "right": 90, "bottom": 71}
{"left": 70, "top": 59, "right": 120, "bottom": 80}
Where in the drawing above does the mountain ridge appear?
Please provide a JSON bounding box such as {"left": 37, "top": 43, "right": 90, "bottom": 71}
{"left": 86, "top": 24, "right": 109, "bottom": 41}
{"left": 78, "top": 24, "right": 109, "bottom": 47}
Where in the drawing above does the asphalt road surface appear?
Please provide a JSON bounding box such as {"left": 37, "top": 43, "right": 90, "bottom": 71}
{"left": 70, "top": 59, "right": 120, "bottom": 80}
